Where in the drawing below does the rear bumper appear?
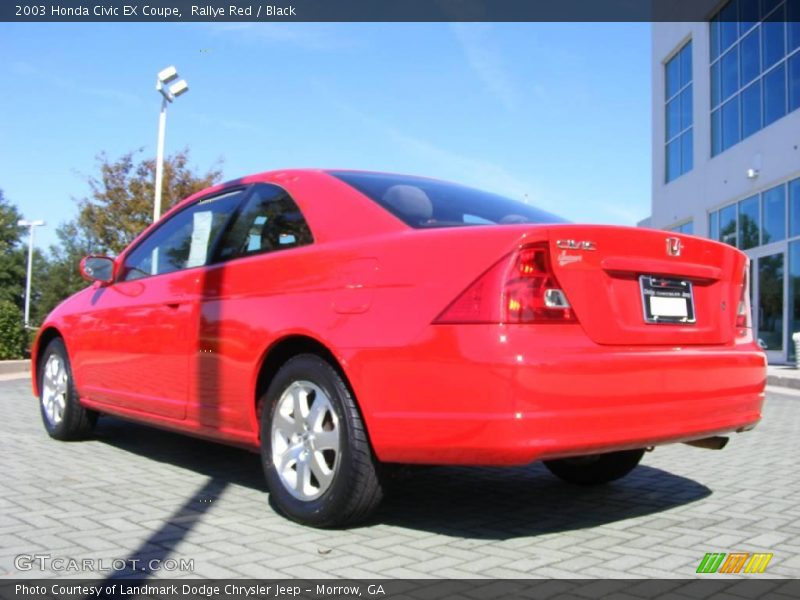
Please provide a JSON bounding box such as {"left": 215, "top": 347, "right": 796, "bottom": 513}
{"left": 350, "top": 325, "right": 766, "bottom": 465}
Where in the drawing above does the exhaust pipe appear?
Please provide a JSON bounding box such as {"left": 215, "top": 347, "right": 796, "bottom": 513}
{"left": 684, "top": 436, "right": 729, "bottom": 450}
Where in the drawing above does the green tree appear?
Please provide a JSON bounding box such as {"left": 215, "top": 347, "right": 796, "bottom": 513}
{"left": 33, "top": 149, "right": 223, "bottom": 321}
{"left": 0, "top": 189, "right": 23, "bottom": 248}
{"left": 36, "top": 222, "right": 92, "bottom": 322}
{"left": 0, "top": 190, "right": 26, "bottom": 309}
{"left": 0, "top": 301, "right": 26, "bottom": 359}
{"left": 77, "top": 148, "right": 222, "bottom": 255}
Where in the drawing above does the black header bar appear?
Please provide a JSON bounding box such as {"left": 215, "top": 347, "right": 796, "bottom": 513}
{"left": 2, "top": 0, "right": 784, "bottom": 23}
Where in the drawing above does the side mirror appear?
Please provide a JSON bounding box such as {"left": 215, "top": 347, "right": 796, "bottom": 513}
{"left": 79, "top": 256, "right": 115, "bottom": 284}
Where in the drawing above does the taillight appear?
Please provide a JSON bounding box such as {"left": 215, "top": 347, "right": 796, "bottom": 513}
{"left": 434, "top": 243, "right": 577, "bottom": 324}
{"left": 736, "top": 263, "right": 752, "bottom": 336}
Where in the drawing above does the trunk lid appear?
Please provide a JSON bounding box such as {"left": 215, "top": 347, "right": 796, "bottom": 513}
{"left": 545, "top": 225, "right": 747, "bottom": 346}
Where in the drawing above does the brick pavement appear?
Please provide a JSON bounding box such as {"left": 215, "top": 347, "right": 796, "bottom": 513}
{"left": 1, "top": 378, "right": 798, "bottom": 579}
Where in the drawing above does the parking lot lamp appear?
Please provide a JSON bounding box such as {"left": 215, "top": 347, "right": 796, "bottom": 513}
{"left": 17, "top": 219, "right": 45, "bottom": 328}
{"left": 153, "top": 66, "right": 189, "bottom": 222}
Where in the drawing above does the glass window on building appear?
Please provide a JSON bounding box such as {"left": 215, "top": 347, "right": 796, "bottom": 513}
{"left": 707, "top": 176, "right": 800, "bottom": 363}
{"left": 721, "top": 95, "right": 741, "bottom": 149}
{"left": 709, "top": 210, "right": 720, "bottom": 241}
{"left": 762, "top": 184, "right": 787, "bottom": 244}
{"left": 764, "top": 64, "right": 787, "bottom": 126}
{"left": 789, "top": 239, "right": 800, "bottom": 361}
{"left": 710, "top": 0, "right": 800, "bottom": 156}
{"left": 720, "top": 203, "right": 738, "bottom": 246}
{"left": 791, "top": 1, "right": 800, "bottom": 54}
{"left": 670, "top": 221, "right": 694, "bottom": 235}
{"left": 738, "top": 195, "right": 760, "bottom": 249}
{"left": 741, "top": 27, "right": 760, "bottom": 84}
{"left": 762, "top": 5, "right": 786, "bottom": 69}
{"left": 790, "top": 177, "right": 800, "bottom": 238}
{"left": 790, "top": 1, "right": 800, "bottom": 59}
{"left": 789, "top": 53, "right": 800, "bottom": 111}
{"left": 665, "top": 41, "right": 693, "bottom": 182}
{"left": 758, "top": 252, "right": 785, "bottom": 352}
{"left": 741, "top": 80, "right": 762, "bottom": 137}
{"left": 710, "top": 177, "right": 800, "bottom": 248}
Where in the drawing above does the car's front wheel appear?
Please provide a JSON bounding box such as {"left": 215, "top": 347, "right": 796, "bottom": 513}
{"left": 38, "top": 338, "right": 97, "bottom": 440}
{"left": 543, "top": 449, "right": 645, "bottom": 485}
{"left": 260, "top": 354, "right": 383, "bottom": 527}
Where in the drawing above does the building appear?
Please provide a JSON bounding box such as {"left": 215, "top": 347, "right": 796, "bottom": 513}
{"left": 651, "top": 3, "right": 800, "bottom": 363}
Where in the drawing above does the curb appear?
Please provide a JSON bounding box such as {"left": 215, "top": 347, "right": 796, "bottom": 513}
{"left": 767, "top": 373, "right": 800, "bottom": 391}
{"left": 0, "top": 360, "right": 29, "bottom": 376}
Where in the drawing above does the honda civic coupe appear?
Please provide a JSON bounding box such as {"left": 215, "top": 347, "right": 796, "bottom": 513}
{"left": 32, "top": 169, "right": 766, "bottom": 527}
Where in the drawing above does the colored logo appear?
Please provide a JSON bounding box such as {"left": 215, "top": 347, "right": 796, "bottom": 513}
{"left": 696, "top": 552, "right": 773, "bottom": 574}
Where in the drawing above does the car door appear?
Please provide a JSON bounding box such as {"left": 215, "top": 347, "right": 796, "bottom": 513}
{"left": 189, "top": 183, "right": 315, "bottom": 431}
{"left": 73, "top": 188, "right": 248, "bottom": 420}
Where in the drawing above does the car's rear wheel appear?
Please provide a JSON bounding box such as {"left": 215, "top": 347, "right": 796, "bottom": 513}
{"left": 260, "top": 354, "right": 383, "bottom": 527}
{"left": 39, "top": 338, "right": 97, "bottom": 440}
{"left": 543, "top": 449, "right": 645, "bottom": 485}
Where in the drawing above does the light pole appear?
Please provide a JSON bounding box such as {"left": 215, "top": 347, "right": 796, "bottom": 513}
{"left": 153, "top": 65, "right": 189, "bottom": 223}
{"left": 17, "top": 219, "right": 45, "bottom": 328}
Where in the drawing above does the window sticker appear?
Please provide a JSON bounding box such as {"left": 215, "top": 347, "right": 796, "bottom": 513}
{"left": 187, "top": 210, "right": 213, "bottom": 268}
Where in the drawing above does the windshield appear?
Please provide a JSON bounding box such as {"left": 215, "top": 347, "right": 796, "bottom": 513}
{"left": 329, "top": 171, "right": 568, "bottom": 229}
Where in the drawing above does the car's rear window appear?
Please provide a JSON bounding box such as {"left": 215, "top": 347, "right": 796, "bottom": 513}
{"left": 329, "top": 171, "right": 568, "bottom": 228}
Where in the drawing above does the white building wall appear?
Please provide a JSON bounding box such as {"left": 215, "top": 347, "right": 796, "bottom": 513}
{"left": 652, "top": 18, "right": 800, "bottom": 363}
{"left": 651, "top": 22, "right": 800, "bottom": 235}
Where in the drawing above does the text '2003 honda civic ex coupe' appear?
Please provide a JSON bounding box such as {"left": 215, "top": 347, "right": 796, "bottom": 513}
{"left": 32, "top": 169, "right": 766, "bottom": 527}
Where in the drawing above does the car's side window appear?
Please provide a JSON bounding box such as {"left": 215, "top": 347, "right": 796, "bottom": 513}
{"left": 121, "top": 189, "right": 246, "bottom": 281}
{"left": 214, "top": 184, "right": 313, "bottom": 262}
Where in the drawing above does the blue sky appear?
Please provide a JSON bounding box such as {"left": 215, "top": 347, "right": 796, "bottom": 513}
{"left": 0, "top": 22, "right": 651, "bottom": 250}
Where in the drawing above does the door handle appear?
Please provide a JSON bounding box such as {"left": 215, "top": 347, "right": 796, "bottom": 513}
{"left": 164, "top": 302, "right": 181, "bottom": 309}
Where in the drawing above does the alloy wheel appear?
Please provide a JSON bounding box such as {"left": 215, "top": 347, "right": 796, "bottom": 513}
{"left": 270, "top": 380, "right": 340, "bottom": 501}
{"left": 42, "top": 354, "right": 68, "bottom": 426}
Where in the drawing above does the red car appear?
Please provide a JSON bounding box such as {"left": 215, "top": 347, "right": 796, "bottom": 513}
{"left": 32, "top": 169, "right": 766, "bottom": 527}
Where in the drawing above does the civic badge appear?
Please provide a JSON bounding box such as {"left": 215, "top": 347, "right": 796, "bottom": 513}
{"left": 666, "top": 237, "right": 682, "bottom": 257}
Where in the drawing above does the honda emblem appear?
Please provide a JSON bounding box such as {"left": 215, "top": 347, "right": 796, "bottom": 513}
{"left": 666, "top": 237, "right": 682, "bottom": 257}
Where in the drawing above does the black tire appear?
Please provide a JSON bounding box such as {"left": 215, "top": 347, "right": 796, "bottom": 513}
{"left": 543, "top": 449, "right": 645, "bottom": 485}
{"left": 38, "top": 338, "right": 97, "bottom": 441}
{"left": 260, "top": 354, "right": 383, "bottom": 527}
